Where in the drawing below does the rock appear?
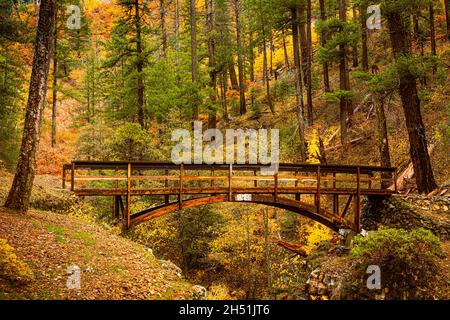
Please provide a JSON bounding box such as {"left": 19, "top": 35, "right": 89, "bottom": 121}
{"left": 191, "top": 285, "right": 207, "bottom": 299}
{"left": 362, "top": 195, "right": 450, "bottom": 240}
{"left": 158, "top": 259, "right": 183, "bottom": 278}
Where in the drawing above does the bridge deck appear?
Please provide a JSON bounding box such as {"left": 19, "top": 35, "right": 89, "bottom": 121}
{"left": 62, "top": 161, "right": 397, "bottom": 232}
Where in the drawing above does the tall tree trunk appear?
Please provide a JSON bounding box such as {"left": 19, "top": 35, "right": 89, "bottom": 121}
{"left": 229, "top": 60, "right": 239, "bottom": 90}
{"left": 5, "top": 0, "right": 56, "bottom": 212}
{"left": 338, "top": 0, "right": 350, "bottom": 146}
{"left": 319, "top": 0, "right": 331, "bottom": 91}
{"left": 445, "top": 0, "right": 450, "bottom": 41}
{"left": 190, "top": 0, "right": 199, "bottom": 120}
{"left": 282, "top": 28, "right": 290, "bottom": 68}
{"left": 249, "top": 32, "right": 255, "bottom": 82}
{"left": 352, "top": 5, "right": 359, "bottom": 68}
{"left": 206, "top": 0, "right": 217, "bottom": 128}
{"left": 233, "top": 0, "right": 246, "bottom": 115}
{"left": 306, "top": 0, "right": 313, "bottom": 125}
{"left": 160, "top": 0, "right": 167, "bottom": 58}
{"left": 375, "top": 94, "right": 392, "bottom": 188}
{"left": 429, "top": 5, "right": 436, "bottom": 57}
{"left": 386, "top": 11, "right": 437, "bottom": 194}
{"left": 360, "top": 2, "right": 369, "bottom": 72}
{"left": 221, "top": 70, "right": 228, "bottom": 118}
{"left": 51, "top": 4, "right": 58, "bottom": 148}
{"left": 262, "top": 38, "right": 274, "bottom": 113}
{"left": 134, "top": 0, "right": 145, "bottom": 128}
{"left": 298, "top": 5, "right": 308, "bottom": 88}
{"left": 291, "top": 7, "right": 307, "bottom": 162}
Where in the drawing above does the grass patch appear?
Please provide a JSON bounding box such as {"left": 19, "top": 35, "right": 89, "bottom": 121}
{"left": 71, "top": 231, "right": 95, "bottom": 246}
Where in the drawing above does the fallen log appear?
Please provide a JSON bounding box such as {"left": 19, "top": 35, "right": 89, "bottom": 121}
{"left": 277, "top": 240, "right": 308, "bottom": 257}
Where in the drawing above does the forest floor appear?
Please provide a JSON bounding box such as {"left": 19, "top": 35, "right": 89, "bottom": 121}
{"left": 0, "top": 169, "right": 198, "bottom": 300}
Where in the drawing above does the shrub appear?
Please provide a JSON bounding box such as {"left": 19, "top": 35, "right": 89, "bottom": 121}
{"left": 345, "top": 227, "right": 444, "bottom": 299}
{"left": 0, "top": 239, "right": 34, "bottom": 284}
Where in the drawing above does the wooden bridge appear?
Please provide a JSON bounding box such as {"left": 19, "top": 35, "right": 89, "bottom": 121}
{"left": 62, "top": 161, "right": 397, "bottom": 233}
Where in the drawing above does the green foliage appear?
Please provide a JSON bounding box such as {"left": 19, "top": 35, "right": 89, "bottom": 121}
{"left": 109, "top": 123, "right": 153, "bottom": 161}
{"left": 348, "top": 227, "right": 443, "bottom": 299}
{"left": 323, "top": 90, "right": 354, "bottom": 104}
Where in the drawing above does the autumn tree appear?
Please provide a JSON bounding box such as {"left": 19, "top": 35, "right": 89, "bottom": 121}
{"left": 381, "top": 0, "right": 438, "bottom": 193}
{"left": 4, "top": 0, "right": 57, "bottom": 211}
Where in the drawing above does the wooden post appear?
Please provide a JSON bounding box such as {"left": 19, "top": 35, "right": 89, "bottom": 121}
{"left": 164, "top": 169, "right": 169, "bottom": 204}
{"left": 274, "top": 173, "right": 278, "bottom": 203}
{"left": 333, "top": 194, "right": 339, "bottom": 215}
{"left": 126, "top": 163, "right": 131, "bottom": 230}
{"left": 228, "top": 164, "right": 233, "bottom": 201}
{"left": 332, "top": 171, "right": 336, "bottom": 189}
{"left": 70, "top": 163, "right": 75, "bottom": 191}
{"left": 316, "top": 166, "right": 321, "bottom": 213}
{"left": 394, "top": 170, "right": 398, "bottom": 193}
{"left": 179, "top": 164, "right": 184, "bottom": 210}
{"left": 254, "top": 170, "right": 258, "bottom": 187}
{"left": 355, "top": 167, "right": 361, "bottom": 232}
{"left": 295, "top": 170, "right": 300, "bottom": 201}
{"left": 211, "top": 169, "right": 215, "bottom": 187}
{"left": 62, "top": 167, "right": 66, "bottom": 189}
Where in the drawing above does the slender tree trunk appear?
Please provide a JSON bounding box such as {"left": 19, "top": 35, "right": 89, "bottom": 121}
{"left": 134, "top": 0, "right": 145, "bottom": 128}
{"left": 306, "top": 0, "right": 313, "bottom": 125}
{"left": 338, "top": 0, "right": 350, "bottom": 146}
{"left": 319, "top": 0, "right": 330, "bottom": 91}
{"left": 263, "top": 208, "right": 272, "bottom": 298}
{"left": 249, "top": 32, "right": 255, "bottom": 82}
{"left": 386, "top": 11, "right": 437, "bottom": 193}
{"left": 282, "top": 28, "right": 290, "bottom": 68}
{"left": 291, "top": 7, "right": 307, "bottom": 162}
{"left": 262, "top": 38, "right": 274, "bottom": 113}
{"left": 298, "top": 5, "right": 308, "bottom": 88}
{"left": 51, "top": 4, "right": 58, "bottom": 148}
{"left": 221, "top": 70, "right": 228, "bottom": 118}
{"left": 5, "top": 0, "right": 56, "bottom": 212}
{"left": 445, "top": 0, "right": 450, "bottom": 41}
{"left": 375, "top": 94, "right": 392, "bottom": 188}
{"left": 360, "top": 2, "right": 369, "bottom": 72}
{"left": 352, "top": 5, "right": 359, "bottom": 68}
{"left": 206, "top": 0, "right": 217, "bottom": 128}
{"left": 233, "top": 0, "right": 246, "bottom": 115}
{"left": 160, "top": 0, "right": 167, "bottom": 58}
{"left": 429, "top": 5, "right": 436, "bottom": 57}
{"left": 229, "top": 60, "right": 239, "bottom": 90}
{"left": 190, "top": 0, "right": 199, "bottom": 120}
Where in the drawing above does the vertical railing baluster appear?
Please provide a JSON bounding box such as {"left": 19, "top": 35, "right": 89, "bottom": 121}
{"left": 179, "top": 164, "right": 184, "bottom": 210}
{"left": 126, "top": 163, "right": 131, "bottom": 230}
{"left": 316, "top": 166, "right": 321, "bottom": 213}
{"left": 228, "top": 164, "right": 233, "bottom": 201}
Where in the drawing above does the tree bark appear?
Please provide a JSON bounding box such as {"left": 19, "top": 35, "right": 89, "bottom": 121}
{"left": 160, "top": 0, "right": 167, "bottom": 58}
{"left": 190, "top": 0, "right": 199, "bottom": 120}
{"left": 206, "top": 0, "right": 217, "bottom": 128}
{"left": 233, "top": 0, "right": 246, "bottom": 115}
{"left": 228, "top": 60, "right": 239, "bottom": 90}
{"left": 360, "top": 2, "right": 369, "bottom": 72}
{"left": 5, "top": 0, "right": 56, "bottom": 212}
{"left": 386, "top": 11, "right": 437, "bottom": 194}
{"left": 375, "top": 94, "right": 392, "bottom": 189}
{"left": 338, "top": 0, "right": 350, "bottom": 146}
{"left": 134, "top": 0, "right": 145, "bottom": 128}
{"left": 291, "top": 7, "right": 307, "bottom": 162}
{"left": 282, "top": 28, "right": 290, "bottom": 68}
{"left": 352, "top": 5, "right": 359, "bottom": 68}
{"left": 319, "top": 0, "right": 331, "bottom": 91}
{"left": 429, "top": 5, "right": 436, "bottom": 57}
{"left": 306, "top": 0, "right": 313, "bottom": 125}
{"left": 445, "top": 0, "right": 450, "bottom": 41}
{"left": 51, "top": 4, "right": 58, "bottom": 148}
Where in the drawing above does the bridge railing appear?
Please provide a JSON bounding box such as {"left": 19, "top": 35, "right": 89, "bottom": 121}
{"left": 62, "top": 161, "right": 397, "bottom": 197}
